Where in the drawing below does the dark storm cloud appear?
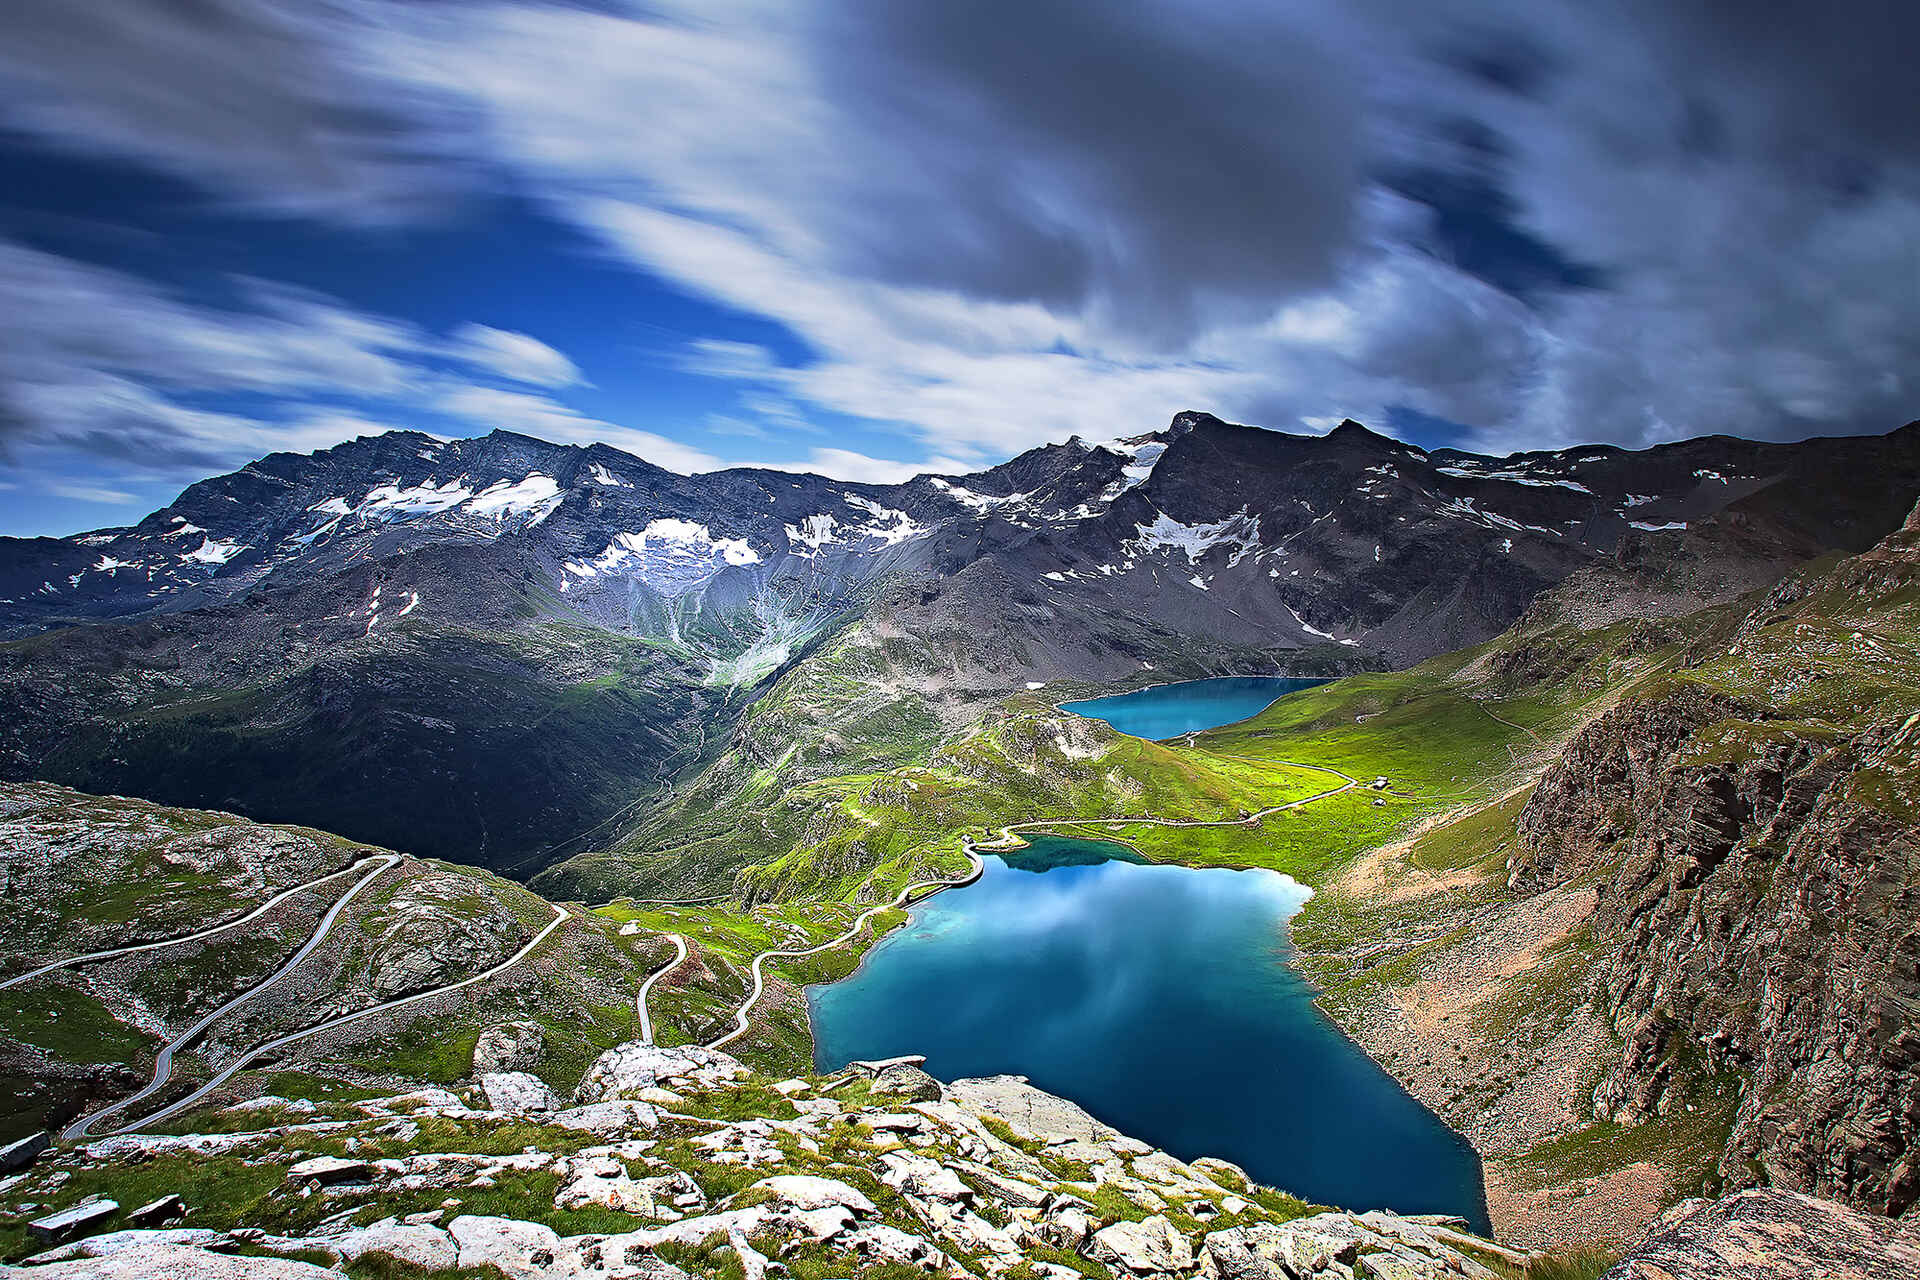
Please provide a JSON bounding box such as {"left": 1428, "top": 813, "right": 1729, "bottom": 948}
{"left": 0, "top": 0, "right": 470, "bottom": 220}
{"left": 0, "top": 0, "right": 1916, "bottom": 500}
{"left": 803, "top": 0, "right": 1366, "bottom": 340}
{"left": 1647, "top": 0, "right": 1920, "bottom": 169}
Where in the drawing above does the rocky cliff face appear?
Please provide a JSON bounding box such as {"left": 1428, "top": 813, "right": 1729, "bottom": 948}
{"left": 1514, "top": 507, "right": 1920, "bottom": 1218}
{"left": 1605, "top": 1188, "right": 1920, "bottom": 1280}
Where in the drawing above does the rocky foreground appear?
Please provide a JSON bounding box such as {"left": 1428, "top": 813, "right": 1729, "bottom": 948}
{"left": 4, "top": 1039, "right": 1528, "bottom": 1280}
{"left": 7, "top": 1038, "right": 1917, "bottom": 1280}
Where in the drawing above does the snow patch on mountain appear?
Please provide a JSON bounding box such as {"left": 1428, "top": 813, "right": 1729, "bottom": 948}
{"left": 927, "top": 478, "right": 1024, "bottom": 513}
{"left": 786, "top": 501, "right": 930, "bottom": 556}
{"left": 1125, "top": 509, "right": 1263, "bottom": 565}
{"left": 565, "top": 519, "right": 763, "bottom": 594}
{"left": 464, "top": 474, "right": 562, "bottom": 520}
{"left": 360, "top": 479, "right": 474, "bottom": 518}
{"left": 1437, "top": 465, "right": 1593, "bottom": 493}
{"left": 183, "top": 539, "right": 244, "bottom": 565}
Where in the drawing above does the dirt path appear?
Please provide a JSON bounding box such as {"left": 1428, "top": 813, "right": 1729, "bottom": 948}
{"left": 4, "top": 855, "right": 390, "bottom": 992}
{"left": 637, "top": 934, "right": 690, "bottom": 1045}
{"left": 83, "top": 899, "right": 571, "bottom": 1137}
{"left": 64, "top": 854, "right": 402, "bottom": 1139}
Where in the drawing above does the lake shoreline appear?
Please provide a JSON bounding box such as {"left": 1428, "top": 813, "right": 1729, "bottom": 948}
{"left": 807, "top": 838, "right": 1491, "bottom": 1233}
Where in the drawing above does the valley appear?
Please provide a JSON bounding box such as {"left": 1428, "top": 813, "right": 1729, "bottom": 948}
{"left": 3, "top": 417, "right": 1919, "bottom": 1280}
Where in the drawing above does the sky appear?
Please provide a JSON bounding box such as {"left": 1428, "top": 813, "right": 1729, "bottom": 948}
{"left": 1, "top": 1, "right": 1916, "bottom": 537}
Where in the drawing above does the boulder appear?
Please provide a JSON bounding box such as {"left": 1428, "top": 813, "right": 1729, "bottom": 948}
{"left": 1356, "top": 1257, "right": 1442, "bottom": 1279}
{"left": 0, "top": 1130, "right": 49, "bottom": 1173}
{"left": 556, "top": 1156, "right": 664, "bottom": 1216}
{"left": 28, "top": 1199, "right": 119, "bottom": 1244}
{"left": 574, "top": 1042, "right": 747, "bottom": 1102}
{"left": 952, "top": 1160, "right": 1047, "bottom": 1208}
{"left": 873, "top": 1062, "right": 944, "bottom": 1102}
{"left": 0, "top": 1243, "right": 344, "bottom": 1278}
{"left": 286, "top": 1157, "right": 370, "bottom": 1186}
{"left": 842, "top": 1224, "right": 953, "bottom": 1270}
{"left": 879, "top": 1152, "right": 972, "bottom": 1204}
{"left": 1088, "top": 1215, "right": 1194, "bottom": 1275}
{"left": 749, "top": 1174, "right": 878, "bottom": 1215}
{"left": 549, "top": 1100, "right": 659, "bottom": 1136}
{"left": 324, "top": 1221, "right": 459, "bottom": 1270}
{"left": 127, "top": 1196, "right": 185, "bottom": 1227}
{"left": 25, "top": 1229, "right": 226, "bottom": 1265}
{"left": 948, "top": 1075, "right": 1116, "bottom": 1145}
{"left": 1203, "top": 1222, "right": 1359, "bottom": 1280}
{"left": 472, "top": 1021, "right": 545, "bottom": 1075}
{"left": 1603, "top": 1189, "right": 1920, "bottom": 1280}
{"left": 447, "top": 1215, "right": 564, "bottom": 1279}
{"left": 365, "top": 1087, "right": 469, "bottom": 1115}
{"left": 1039, "top": 1203, "right": 1093, "bottom": 1250}
{"left": 481, "top": 1070, "right": 561, "bottom": 1115}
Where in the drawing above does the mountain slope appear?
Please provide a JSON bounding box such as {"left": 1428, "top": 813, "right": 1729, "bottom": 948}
{"left": 1269, "top": 503, "right": 1920, "bottom": 1248}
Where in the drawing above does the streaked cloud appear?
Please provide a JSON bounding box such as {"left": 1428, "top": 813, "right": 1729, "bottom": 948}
{"left": 0, "top": 0, "right": 1916, "bottom": 530}
{"left": 447, "top": 324, "right": 584, "bottom": 388}
{"left": 434, "top": 384, "right": 721, "bottom": 474}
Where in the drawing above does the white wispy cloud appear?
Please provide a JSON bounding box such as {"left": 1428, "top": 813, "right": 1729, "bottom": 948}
{"left": 446, "top": 323, "right": 584, "bottom": 387}
{"left": 761, "top": 447, "right": 972, "bottom": 485}
{"left": 435, "top": 384, "right": 721, "bottom": 473}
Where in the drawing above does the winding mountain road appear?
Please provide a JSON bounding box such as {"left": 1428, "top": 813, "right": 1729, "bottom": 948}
{"left": 78, "top": 899, "right": 573, "bottom": 1138}
{"left": 64, "top": 854, "right": 402, "bottom": 1139}
{"left": 2, "top": 855, "right": 390, "bottom": 992}
{"left": 637, "top": 933, "right": 690, "bottom": 1045}
{"left": 705, "top": 845, "right": 985, "bottom": 1050}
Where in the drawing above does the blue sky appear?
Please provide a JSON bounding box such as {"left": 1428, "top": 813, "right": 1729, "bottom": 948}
{"left": 2, "top": 0, "right": 1916, "bottom": 537}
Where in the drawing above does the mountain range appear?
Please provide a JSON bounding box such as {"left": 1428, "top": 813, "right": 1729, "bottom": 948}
{"left": 6, "top": 412, "right": 1918, "bottom": 878}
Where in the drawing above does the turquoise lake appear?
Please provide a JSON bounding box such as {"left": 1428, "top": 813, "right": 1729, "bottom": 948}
{"left": 808, "top": 675, "right": 1490, "bottom": 1230}
{"left": 1058, "top": 675, "right": 1327, "bottom": 740}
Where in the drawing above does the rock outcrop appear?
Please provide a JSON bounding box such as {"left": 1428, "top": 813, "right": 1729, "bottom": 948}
{"left": 1603, "top": 1189, "right": 1920, "bottom": 1280}
{"left": 1513, "top": 518, "right": 1920, "bottom": 1216}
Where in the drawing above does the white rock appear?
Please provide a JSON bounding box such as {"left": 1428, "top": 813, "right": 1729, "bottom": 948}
{"left": 24, "top": 1229, "right": 227, "bottom": 1264}
{"left": 366, "top": 1088, "right": 469, "bottom": 1115}
{"left": 1088, "top": 1214, "right": 1194, "bottom": 1275}
{"left": 287, "top": 1157, "right": 370, "bottom": 1186}
{"left": 787, "top": 1205, "right": 857, "bottom": 1243}
{"left": 323, "top": 1222, "right": 458, "bottom": 1271}
{"left": 948, "top": 1075, "right": 1117, "bottom": 1145}
{"left": 472, "top": 1022, "right": 545, "bottom": 1075}
{"left": 448, "top": 1215, "right": 564, "bottom": 1279}
{"left": 879, "top": 1152, "right": 972, "bottom": 1204}
{"left": 549, "top": 1100, "right": 659, "bottom": 1136}
{"left": 587, "top": 1207, "right": 771, "bottom": 1251}
{"left": 575, "top": 1042, "right": 747, "bottom": 1102}
{"left": 842, "top": 1224, "right": 952, "bottom": 1271}
{"left": 0, "top": 1243, "right": 345, "bottom": 1278}
{"left": 480, "top": 1071, "right": 561, "bottom": 1115}
{"left": 556, "top": 1156, "right": 664, "bottom": 1216}
{"left": 748, "top": 1174, "right": 877, "bottom": 1215}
